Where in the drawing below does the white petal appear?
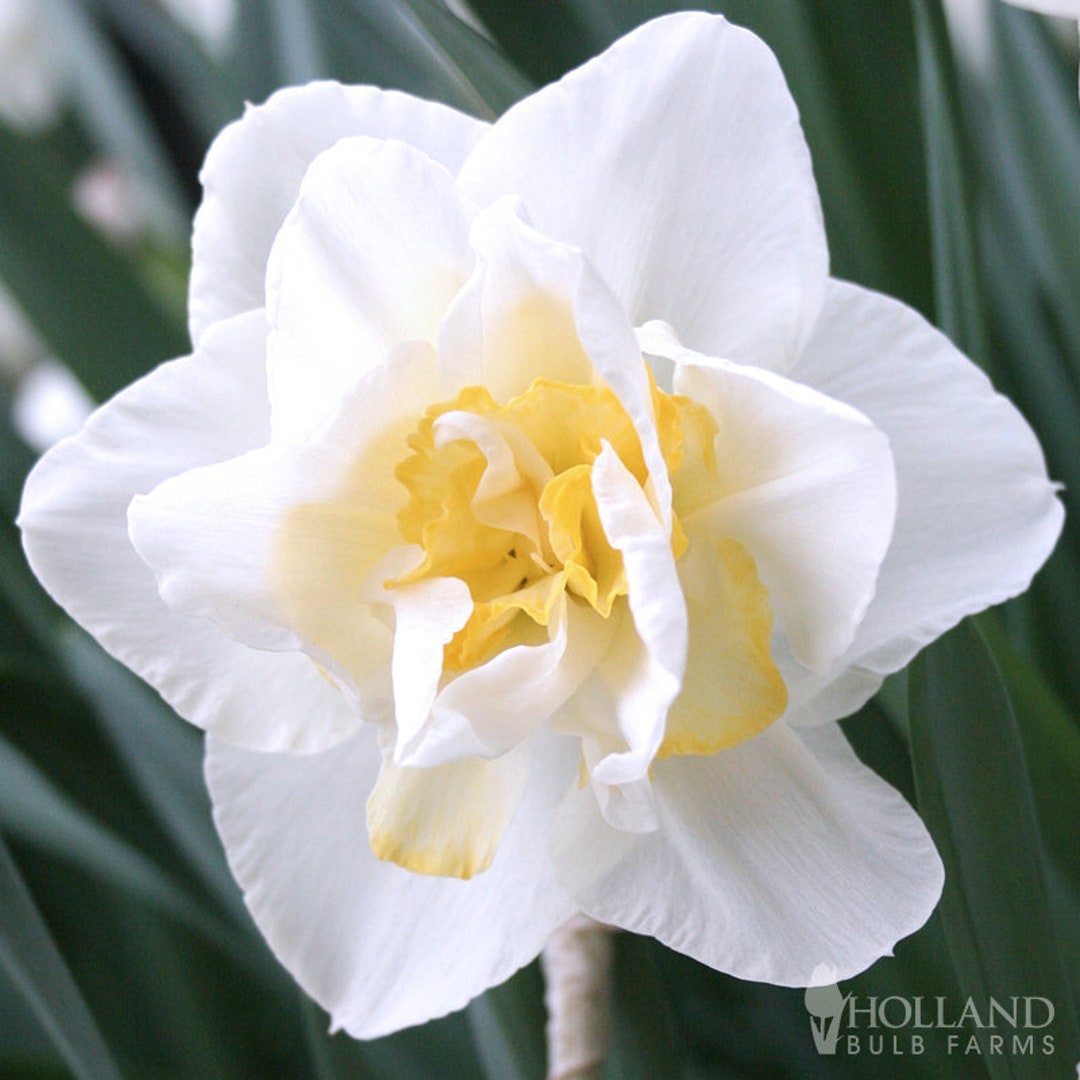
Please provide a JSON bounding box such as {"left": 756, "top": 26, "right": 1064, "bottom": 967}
{"left": 417, "top": 594, "right": 615, "bottom": 766}
{"left": 589, "top": 445, "right": 686, "bottom": 786}
{"left": 559, "top": 620, "right": 663, "bottom": 836}
{"left": 128, "top": 343, "right": 442, "bottom": 746}
{"left": 388, "top": 576, "right": 473, "bottom": 762}
{"left": 438, "top": 197, "right": 599, "bottom": 398}
{"left": 190, "top": 81, "right": 487, "bottom": 343}
{"left": 553, "top": 722, "right": 943, "bottom": 984}
{"left": 663, "top": 535, "right": 787, "bottom": 758}
{"left": 457, "top": 13, "right": 827, "bottom": 371}
{"left": 440, "top": 200, "right": 673, "bottom": 525}
{"left": 367, "top": 744, "right": 529, "bottom": 879}
{"left": 434, "top": 408, "right": 552, "bottom": 544}
{"left": 18, "top": 312, "right": 352, "bottom": 752}
{"left": 205, "top": 725, "right": 578, "bottom": 1038}
{"left": 666, "top": 336, "right": 896, "bottom": 672}
{"left": 785, "top": 280, "right": 1064, "bottom": 723}
{"left": 551, "top": 446, "right": 686, "bottom": 833}
{"left": 266, "top": 136, "right": 473, "bottom": 440}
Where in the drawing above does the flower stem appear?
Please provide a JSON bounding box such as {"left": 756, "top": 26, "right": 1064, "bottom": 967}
{"left": 541, "top": 914, "right": 614, "bottom": 1080}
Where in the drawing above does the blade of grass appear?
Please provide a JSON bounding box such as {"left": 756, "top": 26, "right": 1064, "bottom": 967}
{"left": 0, "top": 833, "right": 123, "bottom": 1080}
{"left": 909, "top": 620, "right": 1080, "bottom": 1079}
{"left": 467, "top": 961, "right": 547, "bottom": 1080}
{"left": 58, "top": 627, "right": 249, "bottom": 927}
{"left": 0, "top": 723, "right": 247, "bottom": 962}
{"left": 0, "top": 126, "right": 188, "bottom": 402}
{"left": 912, "top": 0, "right": 989, "bottom": 359}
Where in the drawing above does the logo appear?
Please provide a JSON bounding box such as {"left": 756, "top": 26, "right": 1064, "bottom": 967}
{"left": 803, "top": 966, "right": 1058, "bottom": 1062}
{"left": 805, "top": 965, "right": 849, "bottom": 1055}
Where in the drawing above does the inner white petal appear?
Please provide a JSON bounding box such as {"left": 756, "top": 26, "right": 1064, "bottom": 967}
{"left": 433, "top": 409, "right": 553, "bottom": 546}
{"left": 587, "top": 442, "right": 687, "bottom": 787}
{"left": 366, "top": 564, "right": 473, "bottom": 763}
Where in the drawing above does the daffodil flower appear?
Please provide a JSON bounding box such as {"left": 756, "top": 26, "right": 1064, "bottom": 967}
{"left": 19, "top": 13, "right": 1062, "bottom": 1038}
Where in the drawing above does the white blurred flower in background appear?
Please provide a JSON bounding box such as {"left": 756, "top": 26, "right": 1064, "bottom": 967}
{"left": 0, "top": 284, "right": 92, "bottom": 453}
{"left": 156, "top": 0, "right": 238, "bottom": 58}
{"left": 0, "top": 0, "right": 238, "bottom": 136}
{"left": 0, "top": 0, "right": 66, "bottom": 131}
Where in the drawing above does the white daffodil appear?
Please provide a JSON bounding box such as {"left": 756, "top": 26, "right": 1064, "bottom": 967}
{"left": 0, "top": 0, "right": 65, "bottom": 131}
{"left": 19, "top": 13, "right": 1062, "bottom": 1038}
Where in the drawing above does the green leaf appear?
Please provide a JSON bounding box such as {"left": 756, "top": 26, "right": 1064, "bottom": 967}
{"left": 390, "top": 0, "right": 533, "bottom": 113}
{"left": 991, "top": 3, "right": 1080, "bottom": 334}
{"left": 57, "top": 627, "right": 249, "bottom": 928}
{"left": 0, "top": 719, "right": 245, "bottom": 962}
{"left": 41, "top": 0, "right": 190, "bottom": 240}
{"left": 360, "top": 1009, "right": 481, "bottom": 1079}
{"left": 268, "top": 0, "right": 329, "bottom": 85}
{"left": 608, "top": 935, "right": 689, "bottom": 1080}
{"left": 908, "top": 619, "right": 1080, "bottom": 1078}
{"left": 464, "top": 0, "right": 603, "bottom": 86}
{"left": 911, "top": 0, "right": 989, "bottom": 359}
{"left": 976, "top": 614, "right": 1080, "bottom": 994}
{"left": 88, "top": 0, "right": 246, "bottom": 141}
{"left": 299, "top": 995, "right": 381, "bottom": 1080}
{"left": 467, "top": 961, "right": 547, "bottom": 1080}
{"left": 976, "top": 615, "right": 1080, "bottom": 891}
{"left": 317, "top": 0, "right": 531, "bottom": 117}
{"left": 0, "top": 833, "right": 123, "bottom": 1080}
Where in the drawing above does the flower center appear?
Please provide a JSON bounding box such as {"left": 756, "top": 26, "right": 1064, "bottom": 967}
{"left": 386, "top": 374, "right": 694, "bottom": 672}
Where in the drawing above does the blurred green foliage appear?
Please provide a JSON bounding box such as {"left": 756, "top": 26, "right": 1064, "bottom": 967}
{"left": 1, "top": 1, "right": 1078, "bottom": 1077}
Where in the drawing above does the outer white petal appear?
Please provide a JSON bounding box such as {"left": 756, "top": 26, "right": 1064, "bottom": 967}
{"left": 205, "top": 725, "right": 578, "bottom": 1038}
{"left": 18, "top": 312, "right": 350, "bottom": 751}
{"left": 266, "top": 136, "right": 473, "bottom": 440}
{"left": 128, "top": 343, "right": 442, "bottom": 747}
{"left": 189, "top": 81, "right": 487, "bottom": 343}
{"left": 661, "top": 333, "right": 896, "bottom": 672}
{"left": 457, "top": 13, "right": 827, "bottom": 371}
{"left": 553, "top": 722, "right": 943, "bottom": 985}
{"left": 785, "top": 280, "right": 1064, "bottom": 724}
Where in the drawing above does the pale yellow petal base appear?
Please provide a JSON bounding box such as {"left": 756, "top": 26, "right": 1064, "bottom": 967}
{"left": 366, "top": 751, "right": 527, "bottom": 879}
